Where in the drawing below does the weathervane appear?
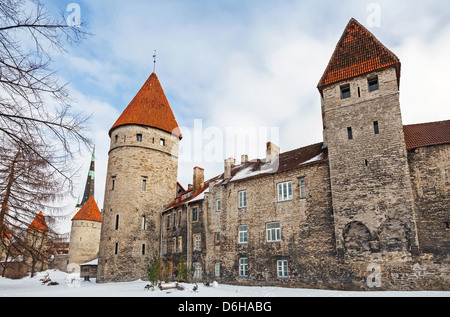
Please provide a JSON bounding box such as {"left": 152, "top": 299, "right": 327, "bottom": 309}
{"left": 153, "top": 50, "right": 157, "bottom": 73}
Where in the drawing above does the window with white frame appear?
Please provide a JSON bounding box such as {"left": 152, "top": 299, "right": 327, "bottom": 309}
{"left": 194, "top": 234, "right": 201, "bottom": 250}
{"left": 277, "top": 260, "right": 288, "bottom": 278}
{"left": 238, "top": 190, "right": 247, "bottom": 208}
{"left": 194, "top": 263, "right": 202, "bottom": 279}
{"left": 215, "top": 232, "right": 220, "bottom": 246}
{"left": 239, "top": 258, "right": 248, "bottom": 277}
{"left": 215, "top": 263, "right": 220, "bottom": 277}
{"left": 266, "top": 222, "right": 281, "bottom": 242}
{"left": 178, "top": 236, "right": 182, "bottom": 252}
{"left": 238, "top": 225, "right": 248, "bottom": 244}
{"left": 192, "top": 207, "right": 198, "bottom": 222}
{"left": 277, "top": 181, "right": 293, "bottom": 201}
{"left": 299, "top": 177, "right": 306, "bottom": 199}
{"left": 216, "top": 199, "right": 221, "bottom": 212}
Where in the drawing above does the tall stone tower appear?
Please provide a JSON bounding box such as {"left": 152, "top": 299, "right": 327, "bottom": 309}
{"left": 317, "top": 19, "right": 419, "bottom": 258}
{"left": 97, "top": 72, "right": 182, "bottom": 283}
{"left": 67, "top": 196, "right": 102, "bottom": 273}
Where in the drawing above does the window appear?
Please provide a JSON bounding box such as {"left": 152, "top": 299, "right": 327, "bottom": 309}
{"left": 347, "top": 127, "right": 353, "bottom": 140}
{"left": 277, "top": 260, "right": 288, "bottom": 278}
{"left": 142, "top": 178, "right": 147, "bottom": 191}
{"left": 115, "top": 215, "right": 119, "bottom": 230}
{"left": 136, "top": 134, "right": 143, "bottom": 142}
{"left": 374, "top": 121, "right": 380, "bottom": 135}
{"left": 266, "top": 222, "right": 281, "bottom": 242}
{"left": 214, "top": 232, "right": 220, "bottom": 246}
{"left": 238, "top": 190, "right": 247, "bottom": 208}
{"left": 178, "top": 236, "right": 182, "bottom": 252}
{"left": 299, "top": 178, "right": 306, "bottom": 199}
{"left": 238, "top": 225, "right": 248, "bottom": 244}
{"left": 239, "top": 258, "right": 248, "bottom": 277}
{"left": 192, "top": 207, "right": 198, "bottom": 222}
{"left": 194, "top": 234, "right": 201, "bottom": 250}
{"left": 114, "top": 243, "right": 118, "bottom": 255}
{"left": 141, "top": 216, "right": 146, "bottom": 230}
{"left": 167, "top": 215, "right": 170, "bottom": 229}
{"left": 194, "top": 263, "right": 202, "bottom": 279}
{"left": 173, "top": 212, "right": 176, "bottom": 227}
{"left": 215, "top": 263, "right": 221, "bottom": 277}
{"left": 179, "top": 211, "right": 182, "bottom": 226}
{"left": 277, "top": 181, "right": 293, "bottom": 201}
{"left": 173, "top": 237, "right": 177, "bottom": 253}
{"left": 111, "top": 177, "right": 116, "bottom": 190}
{"left": 142, "top": 244, "right": 146, "bottom": 256}
{"left": 115, "top": 135, "right": 118, "bottom": 143}
{"left": 160, "top": 138, "right": 166, "bottom": 146}
{"left": 216, "top": 200, "right": 221, "bottom": 212}
{"left": 368, "top": 76, "right": 379, "bottom": 92}
{"left": 340, "top": 84, "right": 351, "bottom": 99}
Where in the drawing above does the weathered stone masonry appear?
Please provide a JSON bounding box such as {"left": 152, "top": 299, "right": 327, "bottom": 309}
{"left": 97, "top": 19, "right": 449, "bottom": 290}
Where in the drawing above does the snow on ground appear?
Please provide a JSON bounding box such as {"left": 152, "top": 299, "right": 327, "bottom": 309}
{"left": 0, "top": 270, "right": 448, "bottom": 297}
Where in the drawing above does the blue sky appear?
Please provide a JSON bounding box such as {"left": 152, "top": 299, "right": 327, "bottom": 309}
{"left": 43, "top": 0, "right": 450, "bottom": 226}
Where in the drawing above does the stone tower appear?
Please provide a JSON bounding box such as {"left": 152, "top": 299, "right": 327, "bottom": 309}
{"left": 97, "top": 72, "right": 182, "bottom": 283}
{"left": 24, "top": 212, "right": 49, "bottom": 274}
{"left": 317, "top": 19, "right": 419, "bottom": 258}
{"left": 67, "top": 196, "right": 102, "bottom": 273}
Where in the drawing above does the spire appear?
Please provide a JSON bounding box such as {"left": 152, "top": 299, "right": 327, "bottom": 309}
{"left": 77, "top": 146, "right": 95, "bottom": 208}
{"left": 109, "top": 73, "right": 182, "bottom": 139}
{"left": 317, "top": 18, "right": 401, "bottom": 93}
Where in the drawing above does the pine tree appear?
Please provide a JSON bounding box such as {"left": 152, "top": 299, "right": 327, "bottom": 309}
{"left": 147, "top": 252, "right": 161, "bottom": 287}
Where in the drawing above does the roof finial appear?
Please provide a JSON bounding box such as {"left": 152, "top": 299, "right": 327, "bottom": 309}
{"left": 153, "top": 50, "right": 157, "bottom": 73}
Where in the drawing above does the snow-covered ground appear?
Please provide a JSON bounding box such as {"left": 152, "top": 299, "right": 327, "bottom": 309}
{"left": 0, "top": 270, "right": 448, "bottom": 297}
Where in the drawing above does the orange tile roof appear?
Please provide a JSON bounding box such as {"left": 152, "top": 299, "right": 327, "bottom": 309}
{"left": 403, "top": 120, "right": 450, "bottom": 150}
{"left": 109, "top": 73, "right": 182, "bottom": 139}
{"left": 72, "top": 196, "right": 102, "bottom": 222}
{"left": 27, "top": 212, "right": 49, "bottom": 232}
{"left": 318, "top": 18, "right": 401, "bottom": 93}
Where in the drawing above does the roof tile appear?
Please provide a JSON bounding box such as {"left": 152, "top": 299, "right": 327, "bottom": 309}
{"left": 110, "top": 73, "right": 182, "bottom": 138}
{"left": 404, "top": 120, "right": 450, "bottom": 150}
{"left": 318, "top": 18, "right": 401, "bottom": 92}
{"left": 72, "top": 196, "right": 102, "bottom": 222}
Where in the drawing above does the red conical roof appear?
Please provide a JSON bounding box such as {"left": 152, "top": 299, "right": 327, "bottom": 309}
{"left": 318, "top": 18, "right": 401, "bottom": 93}
{"left": 109, "top": 73, "right": 182, "bottom": 139}
{"left": 27, "top": 212, "right": 49, "bottom": 232}
{"left": 72, "top": 196, "right": 102, "bottom": 223}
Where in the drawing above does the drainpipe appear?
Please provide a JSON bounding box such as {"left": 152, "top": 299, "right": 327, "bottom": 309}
{"left": 186, "top": 205, "right": 190, "bottom": 270}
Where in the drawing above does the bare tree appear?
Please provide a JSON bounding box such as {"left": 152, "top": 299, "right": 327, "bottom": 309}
{"left": 0, "top": 0, "right": 91, "bottom": 270}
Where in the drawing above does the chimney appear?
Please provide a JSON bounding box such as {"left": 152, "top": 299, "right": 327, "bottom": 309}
{"left": 266, "top": 142, "right": 280, "bottom": 163}
{"left": 224, "top": 158, "right": 235, "bottom": 180}
{"left": 193, "top": 167, "right": 204, "bottom": 194}
{"left": 241, "top": 154, "right": 248, "bottom": 164}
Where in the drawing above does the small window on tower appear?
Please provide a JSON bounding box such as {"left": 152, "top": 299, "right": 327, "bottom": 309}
{"left": 347, "top": 127, "right": 353, "bottom": 140}
{"left": 160, "top": 139, "right": 166, "bottom": 146}
{"left": 340, "top": 84, "right": 351, "bottom": 99}
{"left": 136, "top": 134, "right": 143, "bottom": 142}
{"left": 374, "top": 121, "right": 380, "bottom": 135}
{"left": 368, "top": 76, "right": 379, "bottom": 92}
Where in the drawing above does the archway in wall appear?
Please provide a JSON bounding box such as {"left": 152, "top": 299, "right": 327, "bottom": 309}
{"left": 343, "top": 221, "right": 372, "bottom": 254}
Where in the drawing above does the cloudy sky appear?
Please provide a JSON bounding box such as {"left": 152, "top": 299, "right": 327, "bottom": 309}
{"left": 44, "top": 0, "right": 450, "bottom": 229}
